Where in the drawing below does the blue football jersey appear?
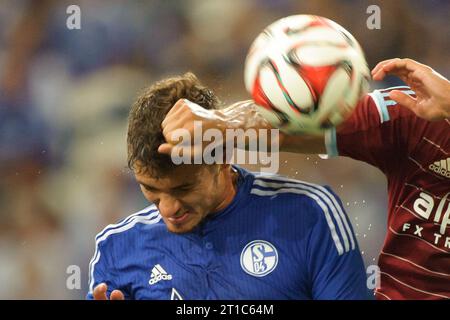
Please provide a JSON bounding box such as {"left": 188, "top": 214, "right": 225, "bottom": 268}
{"left": 87, "top": 166, "right": 367, "bottom": 300}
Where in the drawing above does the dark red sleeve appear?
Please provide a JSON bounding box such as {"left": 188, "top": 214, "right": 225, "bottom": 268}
{"left": 324, "top": 86, "right": 422, "bottom": 174}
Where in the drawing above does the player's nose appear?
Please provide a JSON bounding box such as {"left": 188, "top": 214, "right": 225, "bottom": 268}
{"left": 158, "top": 194, "right": 182, "bottom": 218}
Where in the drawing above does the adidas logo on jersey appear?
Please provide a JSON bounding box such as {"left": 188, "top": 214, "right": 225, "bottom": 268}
{"left": 429, "top": 158, "right": 450, "bottom": 178}
{"left": 149, "top": 264, "right": 172, "bottom": 285}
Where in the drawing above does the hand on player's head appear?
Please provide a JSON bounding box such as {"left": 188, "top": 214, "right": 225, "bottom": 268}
{"left": 371, "top": 58, "right": 450, "bottom": 121}
{"left": 93, "top": 283, "right": 125, "bottom": 300}
{"left": 159, "top": 98, "right": 225, "bottom": 156}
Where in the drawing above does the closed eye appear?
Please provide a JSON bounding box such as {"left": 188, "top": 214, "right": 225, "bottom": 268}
{"left": 139, "top": 182, "right": 193, "bottom": 194}
{"left": 172, "top": 185, "right": 194, "bottom": 194}
{"left": 140, "top": 184, "right": 157, "bottom": 192}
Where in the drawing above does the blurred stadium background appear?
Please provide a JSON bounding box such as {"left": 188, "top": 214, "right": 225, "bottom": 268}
{"left": 0, "top": 0, "right": 448, "bottom": 299}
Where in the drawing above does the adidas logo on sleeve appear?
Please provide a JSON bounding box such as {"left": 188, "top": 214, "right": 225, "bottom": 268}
{"left": 149, "top": 264, "right": 173, "bottom": 285}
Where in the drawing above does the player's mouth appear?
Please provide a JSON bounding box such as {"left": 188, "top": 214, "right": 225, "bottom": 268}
{"left": 167, "top": 211, "right": 191, "bottom": 224}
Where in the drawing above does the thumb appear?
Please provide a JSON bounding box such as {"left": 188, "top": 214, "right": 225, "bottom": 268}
{"left": 389, "top": 90, "right": 417, "bottom": 111}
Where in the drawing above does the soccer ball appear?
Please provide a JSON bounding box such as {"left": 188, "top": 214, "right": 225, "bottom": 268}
{"left": 244, "top": 15, "right": 370, "bottom": 134}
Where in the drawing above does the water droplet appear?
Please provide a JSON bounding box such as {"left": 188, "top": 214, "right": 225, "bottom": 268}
{"left": 340, "top": 185, "right": 344, "bottom": 188}
{"left": 346, "top": 202, "right": 350, "bottom": 206}
{"left": 361, "top": 251, "right": 365, "bottom": 255}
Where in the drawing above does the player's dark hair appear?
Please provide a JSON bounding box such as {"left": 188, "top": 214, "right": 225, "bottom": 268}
{"left": 127, "top": 72, "right": 219, "bottom": 177}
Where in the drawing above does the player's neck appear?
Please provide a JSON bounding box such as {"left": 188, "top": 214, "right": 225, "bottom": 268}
{"left": 211, "top": 168, "right": 239, "bottom": 213}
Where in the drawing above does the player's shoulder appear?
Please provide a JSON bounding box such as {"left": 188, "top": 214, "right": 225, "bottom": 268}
{"left": 364, "top": 86, "right": 416, "bottom": 122}
{"left": 335, "top": 86, "right": 417, "bottom": 136}
{"left": 93, "top": 204, "right": 163, "bottom": 248}
{"left": 250, "top": 173, "right": 355, "bottom": 253}
{"left": 250, "top": 172, "right": 342, "bottom": 214}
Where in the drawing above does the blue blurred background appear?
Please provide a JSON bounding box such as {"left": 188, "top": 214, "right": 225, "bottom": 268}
{"left": 0, "top": 0, "right": 448, "bottom": 299}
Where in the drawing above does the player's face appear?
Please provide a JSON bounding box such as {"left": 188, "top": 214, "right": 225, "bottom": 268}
{"left": 134, "top": 164, "right": 234, "bottom": 234}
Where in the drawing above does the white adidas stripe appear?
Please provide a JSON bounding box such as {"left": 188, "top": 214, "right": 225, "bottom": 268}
{"left": 379, "top": 85, "right": 409, "bottom": 90}
{"left": 369, "top": 91, "right": 389, "bottom": 123}
{"left": 251, "top": 177, "right": 355, "bottom": 255}
{"left": 250, "top": 188, "right": 345, "bottom": 255}
{"left": 88, "top": 211, "right": 161, "bottom": 293}
{"left": 369, "top": 87, "right": 416, "bottom": 124}
{"left": 380, "top": 89, "right": 415, "bottom": 97}
{"left": 88, "top": 205, "right": 158, "bottom": 283}
{"left": 95, "top": 204, "right": 157, "bottom": 241}
{"left": 253, "top": 177, "right": 356, "bottom": 252}
{"left": 90, "top": 205, "right": 158, "bottom": 268}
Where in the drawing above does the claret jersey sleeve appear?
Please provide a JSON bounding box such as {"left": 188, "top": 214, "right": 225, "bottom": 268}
{"left": 324, "top": 86, "right": 419, "bottom": 173}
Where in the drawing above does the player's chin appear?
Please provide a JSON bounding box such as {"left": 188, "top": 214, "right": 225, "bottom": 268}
{"left": 164, "top": 214, "right": 199, "bottom": 234}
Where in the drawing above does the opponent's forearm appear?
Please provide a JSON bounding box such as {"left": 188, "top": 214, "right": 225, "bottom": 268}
{"left": 216, "top": 100, "right": 273, "bottom": 131}
{"left": 214, "top": 100, "right": 278, "bottom": 151}
{"left": 436, "top": 76, "right": 450, "bottom": 119}
{"left": 215, "top": 100, "right": 325, "bottom": 154}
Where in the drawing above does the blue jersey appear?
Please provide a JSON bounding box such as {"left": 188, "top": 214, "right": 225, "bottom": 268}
{"left": 87, "top": 166, "right": 367, "bottom": 300}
